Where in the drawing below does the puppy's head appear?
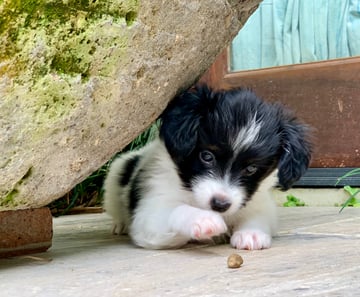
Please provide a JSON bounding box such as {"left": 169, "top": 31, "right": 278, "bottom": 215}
{"left": 160, "top": 86, "right": 311, "bottom": 215}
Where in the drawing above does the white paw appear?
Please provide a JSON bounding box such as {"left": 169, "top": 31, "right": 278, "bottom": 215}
{"left": 111, "top": 222, "right": 128, "bottom": 235}
{"left": 190, "top": 213, "right": 227, "bottom": 240}
{"left": 231, "top": 229, "right": 272, "bottom": 250}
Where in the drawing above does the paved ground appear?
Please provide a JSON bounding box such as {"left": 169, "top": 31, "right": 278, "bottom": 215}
{"left": 1, "top": 207, "right": 359, "bottom": 297}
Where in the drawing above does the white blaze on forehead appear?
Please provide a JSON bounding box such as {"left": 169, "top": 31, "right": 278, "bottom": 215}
{"left": 232, "top": 115, "right": 262, "bottom": 153}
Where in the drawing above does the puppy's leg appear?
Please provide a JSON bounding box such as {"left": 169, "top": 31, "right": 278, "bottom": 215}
{"left": 103, "top": 154, "right": 140, "bottom": 235}
{"left": 130, "top": 204, "right": 228, "bottom": 249}
{"left": 228, "top": 172, "right": 278, "bottom": 250}
{"left": 230, "top": 193, "right": 277, "bottom": 250}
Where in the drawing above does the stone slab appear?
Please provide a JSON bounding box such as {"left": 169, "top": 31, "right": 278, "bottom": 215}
{"left": 0, "top": 207, "right": 359, "bottom": 296}
{"left": 0, "top": 0, "right": 261, "bottom": 210}
{"left": 0, "top": 208, "right": 52, "bottom": 258}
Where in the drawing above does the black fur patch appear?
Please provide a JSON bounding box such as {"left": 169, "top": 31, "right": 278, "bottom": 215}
{"left": 119, "top": 155, "right": 140, "bottom": 186}
{"left": 128, "top": 169, "right": 144, "bottom": 213}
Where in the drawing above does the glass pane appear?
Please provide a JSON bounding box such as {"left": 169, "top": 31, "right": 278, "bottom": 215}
{"left": 231, "top": 0, "right": 360, "bottom": 72}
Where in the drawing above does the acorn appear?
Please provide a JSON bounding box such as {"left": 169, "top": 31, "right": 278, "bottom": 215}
{"left": 227, "top": 253, "right": 243, "bottom": 268}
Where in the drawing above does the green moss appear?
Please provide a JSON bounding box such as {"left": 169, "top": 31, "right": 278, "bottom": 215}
{"left": 125, "top": 10, "right": 137, "bottom": 26}
{"left": 0, "top": 1, "right": 140, "bottom": 209}
{"left": 0, "top": 0, "right": 138, "bottom": 135}
{"left": 0, "top": 0, "right": 139, "bottom": 35}
{"left": 0, "top": 0, "right": 139, "bottom": 76}
{"left": 50, "top": 51, "right": 90, "bottom": 79}
{"left": 0, "top": 189, "right": 19, "bottom": 207}
{"left": 30, "top": 75, "right": 79, "bottom": 122}
{"left": 0, "top": 167, "right": 32, "bottom": 207}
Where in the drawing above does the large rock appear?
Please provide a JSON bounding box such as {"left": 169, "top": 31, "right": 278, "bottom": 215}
{"left": 0, "top": 0, "right": 260, "bottom": 210}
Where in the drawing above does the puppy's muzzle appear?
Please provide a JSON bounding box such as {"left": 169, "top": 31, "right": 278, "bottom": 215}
{"left": 210, "top": 196, "right": 231, "bottom": 213}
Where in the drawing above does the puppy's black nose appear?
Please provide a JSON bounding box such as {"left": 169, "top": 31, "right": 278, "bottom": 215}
{"left": 210, "top": 196, "right": 231, "bottom": 213}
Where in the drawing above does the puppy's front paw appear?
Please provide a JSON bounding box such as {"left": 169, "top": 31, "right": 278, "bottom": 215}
{"left": 111, "top": 221, "right": 128, "bottom": 235}
{"left": 190, "top": 213, "right": 227, "bottom": 240}
{"left": 231, "top": 229, "right": 271, "bottom": 250}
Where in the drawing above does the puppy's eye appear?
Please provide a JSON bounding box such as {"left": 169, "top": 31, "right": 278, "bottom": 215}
{"left": 243, "top": 165, "right": 257, "bottom": 176}
{"left": 199, "top": 150, "right": 215, "bottom": 165}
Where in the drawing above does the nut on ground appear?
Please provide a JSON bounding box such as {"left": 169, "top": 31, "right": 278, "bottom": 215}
{"left": 227, "top": 253, "right": 243, "bottom": 268}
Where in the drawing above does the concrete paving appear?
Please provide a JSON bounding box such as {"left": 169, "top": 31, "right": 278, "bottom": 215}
{"left": 1, "top": 207, "right": 359, "bottom": 297}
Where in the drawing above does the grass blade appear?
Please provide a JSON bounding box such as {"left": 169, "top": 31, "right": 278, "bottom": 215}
{"left": 335, "top": 168, "right": 360, "bottom": 186}
{"left": 339, "top": 188, "right": 360, "bottom": 213}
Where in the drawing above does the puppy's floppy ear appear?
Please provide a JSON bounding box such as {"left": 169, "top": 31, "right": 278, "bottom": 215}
{"left": 278, "top": 110, "right": 312, "bottom": 190}
{"left": 160, "top": 86, "right": 209, "bottom": 160}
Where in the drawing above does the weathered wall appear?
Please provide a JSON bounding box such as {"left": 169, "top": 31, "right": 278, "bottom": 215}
{"left": 0, "top": 0, "right": 260, "bottom": 209}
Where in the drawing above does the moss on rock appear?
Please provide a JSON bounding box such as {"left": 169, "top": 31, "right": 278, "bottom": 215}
{"left": 0, "top": 0, "right": 138, "bottom": 206}
{"left": 0, "top": 0, "right": 138, "bottom": 129}
{"left": 0, "top": 0, "right": 138, "bottom": 78}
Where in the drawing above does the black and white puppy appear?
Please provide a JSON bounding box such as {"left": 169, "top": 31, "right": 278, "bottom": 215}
{"left": 103, "top": 86, "right": 311, "bottom": 250}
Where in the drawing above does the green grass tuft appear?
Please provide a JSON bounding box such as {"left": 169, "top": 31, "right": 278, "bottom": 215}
{"left": 339, "top": 185, "right": 360, "bottom": 213}
{"left": 336, "top": 169, "right": 360, "bottom": 212}
{"left": 283, "top": 194, "right": 306, "bottom": 207}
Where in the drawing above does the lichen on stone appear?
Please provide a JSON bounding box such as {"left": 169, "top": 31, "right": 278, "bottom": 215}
{"left": 0, "top": 189, "right": 19, "bottom": 207}
{"left": 0, "top": 0, "right": 138, "bottom": 78}
{"left": 0, "top": 0, "right": 139, "bottom": 206}
{"left": 0, "top": 0, "right": 138, "bottom": 130}
{"left": 0, "top": 166, "right": 32, "bottom": 208}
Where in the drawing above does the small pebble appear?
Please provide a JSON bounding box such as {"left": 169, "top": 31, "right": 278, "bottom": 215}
{"left": 227, "top": 253, "right": 243, "bottom": 268}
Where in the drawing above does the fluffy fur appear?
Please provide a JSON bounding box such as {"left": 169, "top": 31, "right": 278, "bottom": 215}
{"left": 103, "top": 86, "right": 311, "bottom": 250}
